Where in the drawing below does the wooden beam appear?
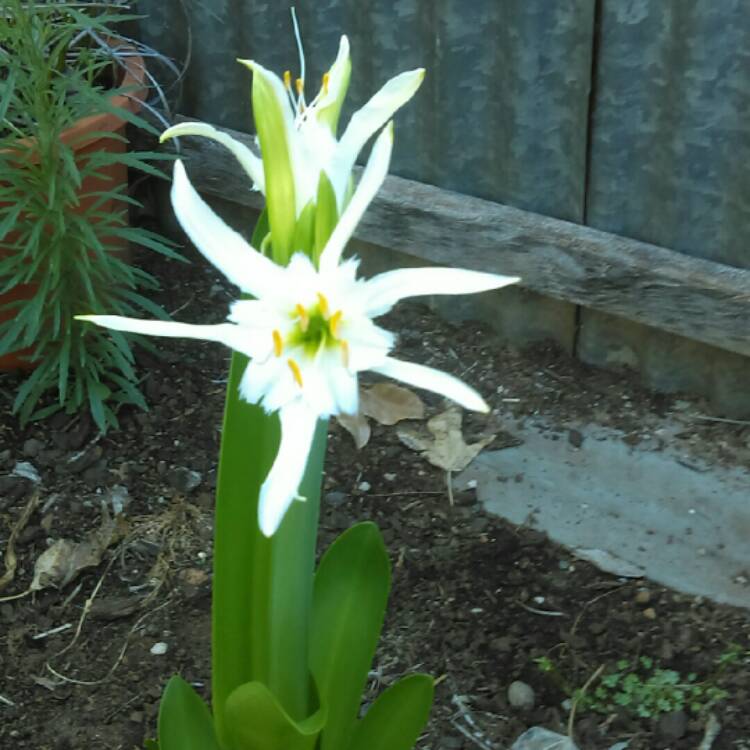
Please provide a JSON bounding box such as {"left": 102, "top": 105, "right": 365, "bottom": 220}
{"left": 153, "top": 117, "right": 750, "bottom": 358}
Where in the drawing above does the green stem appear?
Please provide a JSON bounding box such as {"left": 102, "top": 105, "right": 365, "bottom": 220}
{"left": 212, "top": 351, "right": 327, "bottom": 745}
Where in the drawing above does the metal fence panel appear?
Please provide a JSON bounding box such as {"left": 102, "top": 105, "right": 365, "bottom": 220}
{"left": 136, "top": 0, "right": 595, "bottom": 223}
{"left": 586, "top": 0, "right": 750, "bottom": 269}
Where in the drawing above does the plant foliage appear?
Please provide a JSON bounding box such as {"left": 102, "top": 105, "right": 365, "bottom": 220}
{"left": 0, "top": 0, "right": 181, "bottom": 431}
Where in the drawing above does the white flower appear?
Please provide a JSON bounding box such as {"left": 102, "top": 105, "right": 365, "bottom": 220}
{"left": 78, "top": 124, "right": 519, "bottom": 537}
{"left": 159, "top": 36, "right": 424, "bottom": 216}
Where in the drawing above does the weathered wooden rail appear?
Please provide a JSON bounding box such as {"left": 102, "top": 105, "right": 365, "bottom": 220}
{"left": 148, "top": 116, "right": 750, "bottom": 358}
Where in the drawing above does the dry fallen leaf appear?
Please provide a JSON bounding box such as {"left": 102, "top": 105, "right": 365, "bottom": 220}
{"left": 336, "top": 384, "right": 425, "bottom": 449}
{"left": 335, "top": 411, "right": 372, "bottom": 449}
{"left": 30, "top": 506, "right": 127, "bottom": 591}
{"left": 397, "top": 407, "right": 495, "bottom": 472}
{"left": 361, "top": 383, "right": 425, "bottom": 425}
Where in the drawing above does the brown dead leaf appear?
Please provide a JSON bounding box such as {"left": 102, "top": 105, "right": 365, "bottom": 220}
{"left": 0, "top": 492, "right": 39, "bottom": 592}
{"left": 397, "top": 407, "right": 495, "bottom": 472}
{"left": 335, "top": 411, "right": 372, "bottom": 449}
{"left": 30, "top": 506, "right": 128, "bottom": 591}
{"left": 361, "top": 383, "right": 425, "bottom": 425}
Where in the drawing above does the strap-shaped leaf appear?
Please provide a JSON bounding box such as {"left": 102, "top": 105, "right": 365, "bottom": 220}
{"left": 313, "top": 171, "right": 339, "bottom": 263}
{"left": 157, "top": 675, "right": 220, "bottom": 750}
{"left": 224, "top": 680, "right": 326, "bottom": 750}
{"left": 292, "top": 200, "right": 317, "bottom": 257}
{"left": 348, "top": 674, "right": 434, "bottom": 750}
{"left": 310, "top": 522, "right": 391, "bottom": 750}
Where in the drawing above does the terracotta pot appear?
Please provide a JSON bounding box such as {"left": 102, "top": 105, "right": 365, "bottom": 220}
{"left": 0, "top": 44, "right": 147, "bottom": 370}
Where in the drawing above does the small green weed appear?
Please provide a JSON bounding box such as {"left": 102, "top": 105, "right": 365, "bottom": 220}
{"left": 535, "top": 644, "right": 747, "bottom": 720}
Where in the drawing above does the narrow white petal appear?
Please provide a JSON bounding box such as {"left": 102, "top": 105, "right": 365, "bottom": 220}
{"left": 76, "top": 316, "right": 266, "bottom": 358}
{"left": 170, "top": 160, "right": 286, "bottom": 297}
{"left": 318, "top": 123, "right": 393, "bottom": 273}
{"left": 259, "top": 402, "right": 319, "bottom": 536}
{"left": 320, "top": 35, "right": 350, "bottom": 107}
{"left": 161, "top": 122, "right": 265, "bottom": 193}
{"left": 370, "top": 356, "right": 489, "bottom": 413}
{"left": 333, "top": 68, "right": 425, "bottom": 186}
{"left": 363, "top": 268, "right": 520, "bottom": 317}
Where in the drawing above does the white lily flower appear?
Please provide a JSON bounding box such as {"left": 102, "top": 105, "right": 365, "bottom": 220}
{"left": 78, "top": 124, "right": 519, "bottom": 537}
{"left": 160, "top": 36, "right": 425, "bottom": 215}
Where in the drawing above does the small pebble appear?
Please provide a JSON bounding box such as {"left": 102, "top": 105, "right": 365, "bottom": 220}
{"left": 657, "top": 709, "right": 688, "bottom": 740}
{"left": 635, "top": 589, "right": 651, "bottom": 604}
{"left": 357, "top": 481, "right": 371, "bottom": 492}
{"left": 384, "top": 473, "right": 397, "bottom": 481}
{"left": 568, "top": 429, "right": 584, "bottom": 448}
{"left": 150, "top": 642, "right": 168, "bottom": 656}
{"left": 643, "top": 607, "right": 657, "bottom": 620}
{"left": 507, "top": 680, "right": 535, "bottom": 710}
{"left": 325, "top": 491, "right": 348, "bottom": 507}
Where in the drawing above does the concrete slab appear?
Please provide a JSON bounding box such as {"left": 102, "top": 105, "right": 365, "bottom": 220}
{"left": 456, "top": 421, "right": 750, "bottom": 609}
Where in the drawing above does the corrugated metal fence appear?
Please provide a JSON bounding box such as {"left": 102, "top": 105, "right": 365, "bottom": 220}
{"left": 135, "top": 0, "right": 750, "bottom": 406}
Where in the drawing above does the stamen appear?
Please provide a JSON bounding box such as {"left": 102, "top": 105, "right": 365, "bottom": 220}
{"left": 322, "top": 72, "right": 330, "bottom": 95}
{"left": 295, "top": 303, "right": 309, "bottom": 332}
{"left": 288, "top": 358, "right": 304, "bottom": 387}
{"left": 317, "top": 292, "right": 329, "bottom": 317}
{"left": 340, "top": 340, "right": 350, "bottom": 368}
{"left": 295, "top": 77, "right": 304, "bottom": 96}
{"left": 329, "top": 310, "right": 343, "bottom": 337}
{"left": 272, "top": 329, "right": 283, "bottom": 357}
{"left": 283, "top": 70, "right": 292, "bottom": 90}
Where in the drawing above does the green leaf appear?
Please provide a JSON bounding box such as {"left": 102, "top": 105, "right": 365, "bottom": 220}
{"left": 223, "top": 680, "right": 325, "bottom": 750}
{"left": 251, "top": 207, "right": 270, "bottom": 247}
{"left": 292, "top": 200, "right": 316, "bottom": 258}
{"left": 157, "top": 675, "right": 220, "bottom": 750}
{"left": 247, "top": 65, "right": 296, "bottom": 264}
{"left": 0, "top": 70, "right": 16, "bottom": 123}
{"left": 313, "top": 171, "right": 338, "bottom": 262}
{"left": 348, "top": 674, "right": 434, "bottom": 750}
{"left": 311, "top": 522, "right": 391, "bottom": 750}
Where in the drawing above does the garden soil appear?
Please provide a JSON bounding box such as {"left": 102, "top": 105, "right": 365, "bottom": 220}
{"left": 1, "top": 242, "right": 749, "bottom": 750}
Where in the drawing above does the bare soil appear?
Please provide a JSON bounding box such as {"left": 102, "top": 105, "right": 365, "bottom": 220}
{"left": 1, "top": 241, "right": 749, "bottom": 750}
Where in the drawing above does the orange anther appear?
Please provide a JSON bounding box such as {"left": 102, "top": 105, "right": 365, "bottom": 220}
{"left": 288, "top": 358, "right": 304, "bottom": 388}
{"left": 317, "top": 292, "right": 329, "bottom": 317}
{"left": 329, "top": 310, "right": 343, "bottom": 337}
{"left": 272, "top": 329, "right": 283, "bottom": 357}
{"left": 322, "top": 72, "right": 330, "bottom": 94}
{"left": 283, "top": 70, "right": 292, "bottom": 89}
{"left": 295, "top": 77, "right": 304, "bottom": 95}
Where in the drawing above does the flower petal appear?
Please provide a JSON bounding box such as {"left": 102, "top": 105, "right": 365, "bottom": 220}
{"left": 318, "top": 122, "right": 394, "bottom": 273}
{"left": 239, "top": 59, "right": 304, "bottom": 245}
{"left": 161, "top": 121, "right": 265, "bottom": 193}
{"left": 370, "top": 356, "right": 489, "bottom": 413}
{"left": 259, "top": 401, "right": 319, "bottom": 536}
{"left": 170, "top": 160, "right": 286, "bottom": 297}
{"left": 333, "top": 68, "right": 425, "bottom": 189}
{"left": 315, "top": 35, "right": 352, "bottom": 134}
{"left": 75, "top": 315, "right": 267, "bottom": 358}
{"left": 363, "top": 268, "right": 521, "bottom": 317}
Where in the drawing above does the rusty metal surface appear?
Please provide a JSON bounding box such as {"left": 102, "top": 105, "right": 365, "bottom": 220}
{"left": 586, "top": 0, "right": 750, "bottom": 269}
{"left": 135, "top": 0, "right": 595, "bottom": 223}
